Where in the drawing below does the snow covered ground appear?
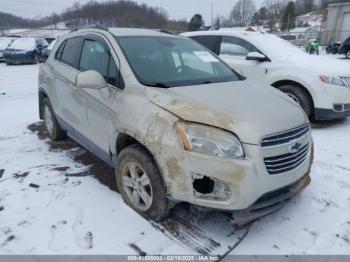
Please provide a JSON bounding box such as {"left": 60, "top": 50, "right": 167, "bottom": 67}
{"left": 0, "top": 59, "right": 349, "bottom": 256}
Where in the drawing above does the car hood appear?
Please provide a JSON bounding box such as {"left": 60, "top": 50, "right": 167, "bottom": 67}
{"left": 278, "top": 53, "right": 350, "bottom": 76}
{"left": 146, "top": 81, "right": 308, "bottom": 145}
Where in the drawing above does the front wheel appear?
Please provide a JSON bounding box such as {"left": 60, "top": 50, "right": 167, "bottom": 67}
{"left": 116, "top": 145, "right": 169, "bottom": 221}
{"left": 279, "top": 85, "right": 313, "bottom": 118}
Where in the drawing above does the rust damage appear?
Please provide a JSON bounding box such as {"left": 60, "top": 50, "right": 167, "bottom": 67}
{"left": 168, "top": 99, "right": 236, "bottom": 130}
{"left": 166, "top": 157, "right": 182, "bottom": 177}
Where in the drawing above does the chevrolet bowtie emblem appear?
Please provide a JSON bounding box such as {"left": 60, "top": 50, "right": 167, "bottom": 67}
{"left": 290, "top": 141, "right": 302, "bottom": 153}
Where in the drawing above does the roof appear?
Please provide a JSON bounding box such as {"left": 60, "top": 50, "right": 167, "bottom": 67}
{"left": 108, "top": 27, "right": 178, "bottom": 37}
{"left": 219, "top": 26, "right": 267, "bottom": 34}
{"left": 182, "top": 30, "right": 264, "bottom": 38}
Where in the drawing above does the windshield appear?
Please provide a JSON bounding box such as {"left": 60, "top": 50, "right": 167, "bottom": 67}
{"left": 0, "top": 38, "right": 14, "bottom": 50}
{"left": 8, "top": 38, "right": 36, "bottom": 50}
{"left": 116, "top": 36, "right": 239, "bottom": 87}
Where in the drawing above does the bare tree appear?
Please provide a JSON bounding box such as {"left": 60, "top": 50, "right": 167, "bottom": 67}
{"left": 228, "top": 0, "right": 256, "bottom": 27}
{"left": 263, "top": 0, "right": 288, "bottom": 32}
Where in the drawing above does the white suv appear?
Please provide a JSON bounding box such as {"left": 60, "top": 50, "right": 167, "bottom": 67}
{"left": 39, "top": 27, "right": 312, "bottom": 225}
{"left": 182, "top": 30, "right": 350, "bottom": 120}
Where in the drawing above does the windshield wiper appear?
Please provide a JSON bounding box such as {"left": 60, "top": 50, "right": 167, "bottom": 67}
{"left": 142, "top": 82, "right": 170, "bottom": 88}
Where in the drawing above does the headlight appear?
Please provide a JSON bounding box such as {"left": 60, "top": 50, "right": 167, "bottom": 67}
{"left": 177, "top": 123, "right": 244, "bottom": 159}
{"left": 320, "top": 75, "right": 349, "bottom": 87}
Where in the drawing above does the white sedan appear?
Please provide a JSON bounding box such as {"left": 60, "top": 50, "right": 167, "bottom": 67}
{"left": 182, "top": 30, "right": 350, "bottom": 120}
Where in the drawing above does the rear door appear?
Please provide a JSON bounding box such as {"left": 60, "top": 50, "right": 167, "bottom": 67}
{"left": 49, "top": 36, "right": 86, "bottom": 135}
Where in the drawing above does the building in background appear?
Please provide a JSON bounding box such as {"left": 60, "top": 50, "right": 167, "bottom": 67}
{"left": 326, "top": 1, "right": 350, "bottom": 42}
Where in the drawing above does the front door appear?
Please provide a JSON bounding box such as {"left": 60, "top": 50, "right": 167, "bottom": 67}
{"left": 77, "top": 35, "right": 124, "bottom": 162}
{"left": 218, "top": 36, "right": 267, "bottom": 85}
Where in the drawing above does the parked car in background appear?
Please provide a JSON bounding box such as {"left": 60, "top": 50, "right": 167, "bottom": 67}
{"left": 326, "top": 41, "right": 341, "bottom": 54}
{"left": 182, "top": 30, "right": 350, "bottom": 120}
{"left": 280, "top": 34, "right": 306, "bottom": 47}
{"left": 42, "top": 39, "right": 57, "bottom": 62}
{"left": 39, "top": 27, "right": 312, "bottom": 225}
{"left": 338, "top": 36, "right": 350, "bottom": 59}
{"left": 4, "top": 37, "right": 48, "bottom": 65}
{"left": 0, "top": 37, "right": 15, "bottom": 62}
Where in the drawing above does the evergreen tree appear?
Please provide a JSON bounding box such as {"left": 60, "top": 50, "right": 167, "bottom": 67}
{"left": 188, "top": 14, "right": 204, "bottom": 31}
{"left": 281, "top": 1, "right": 296, "bottom": 31}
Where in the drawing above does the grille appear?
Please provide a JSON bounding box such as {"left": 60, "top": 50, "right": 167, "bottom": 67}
{"left": 340, "top": 77, "right": 350, "bottom": 87}
{"left": 261, "top": 124, "right": 310, "bottom": 147}
{"left": 264, "top": 143, "right": 310, "bottom": 175}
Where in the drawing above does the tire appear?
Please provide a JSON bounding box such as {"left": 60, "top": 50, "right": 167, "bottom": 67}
{"left": 32, "top": 53, "right": 39, "bottom": 64}
{"left": 326, "top": 48, "right": 330, "bottom": 54}
{"left": 278, "top": 85, "right": 313, "bottom": 118}
{"left": 42, "top": 98, "right": 67, "bottom": 141}
{"left": 346, "top": 50, "right": 350, "bottom": 59}
{"left": 116, "top": 144, "right": 169, "bottom": 221}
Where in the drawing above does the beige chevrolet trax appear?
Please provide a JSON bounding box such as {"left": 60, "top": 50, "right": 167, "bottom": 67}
{"left": 38, "top": 26, "right": 313, "bottom": 225}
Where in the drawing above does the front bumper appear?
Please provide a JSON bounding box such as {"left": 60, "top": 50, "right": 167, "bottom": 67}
{"left": 312, "top": 81, "right": 350, "bottom": 120}
{"left": 4, "top": 53, "right": 34, "bottom": 64}
{"left": 231, "top": 175, "right": 310, "bottom": 225}
{"left": 315, "top": 107, "right": 350, "bottom": 120}
{"left": 161, "top": 140, "right": 313, "bottom": 212}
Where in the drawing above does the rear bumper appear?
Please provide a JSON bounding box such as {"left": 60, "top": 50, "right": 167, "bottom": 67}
{"left": 314, "top": 107, "right": 350, "bottom": 120}
{"left": 232, "top": 175, "right": 311, "bottom": 226}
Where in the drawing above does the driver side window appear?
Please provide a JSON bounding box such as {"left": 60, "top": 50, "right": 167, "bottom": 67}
{"left": 79, "top": 39, "right": 120, "bottom": 87}
{"left": 220, "top": 36, "right": 258, "bottom": 57}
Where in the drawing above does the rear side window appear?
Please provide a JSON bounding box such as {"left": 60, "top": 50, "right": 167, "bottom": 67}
{"left": 190, "top": 35, "right": 222, "bottom": 55}
{"left": 79, "top": 39, "right": 120, "bottom": 87}
{"left": 59, "top": 37, "right": 83, "bottom": 69}
{"left": 346, "top": 37, "right": 350, "bottom": 45}
{"left": 55, "top": 41, "right": 65, "bottom": 60}
{"left": 220, "top": 36, "right": 259, "bottom": 57}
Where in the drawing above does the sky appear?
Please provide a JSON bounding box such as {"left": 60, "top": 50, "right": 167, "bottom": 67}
{"left": 0, "top": 0, "right": 265, "bottom": 25}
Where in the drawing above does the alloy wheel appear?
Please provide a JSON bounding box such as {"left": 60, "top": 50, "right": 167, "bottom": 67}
{"left": 121, "top": 161, "right": 153, "bottom": 211}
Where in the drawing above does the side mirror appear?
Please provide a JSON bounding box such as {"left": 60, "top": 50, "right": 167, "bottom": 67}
{"left": 76, "top": 70, "right": 107, "bottom": 89}
{"left": 246, "top": 52, "right": 267, "bottom": 62}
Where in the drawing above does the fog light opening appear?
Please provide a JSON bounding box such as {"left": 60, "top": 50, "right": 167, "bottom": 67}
{"left": 333, "top": 104, "right": 344, "bottom": 112}
{"left": 192, "top": 174, "right": 232, "bottom": 201}
{"left": 193, "top": 175, "right": 215, "bottom": 194}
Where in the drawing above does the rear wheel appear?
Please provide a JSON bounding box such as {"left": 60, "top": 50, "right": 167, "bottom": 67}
{"left": 278, "top": 85, "right": 313, "bottom": 118}
{"left": 42, "top": 98, "right": 67, "bottom": 141}
{"left": 346, "top": 50, "right": 350, "bottom": 59}
{"left": 116, "top": 145, "right": 169, "bottom": 221}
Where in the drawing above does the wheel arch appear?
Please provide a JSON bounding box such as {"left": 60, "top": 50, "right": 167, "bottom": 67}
{"left": 271, "top": 80, "right": 315, "bottom": 115}
{"left": 113, "top": 132, "right": 168, "bottom": 193}
{"left": 38, "top": 87, "right": 48, "bottom": 120}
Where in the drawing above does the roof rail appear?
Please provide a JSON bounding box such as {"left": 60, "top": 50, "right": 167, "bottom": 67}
{"left": 155, "top": 29, "right": 177, "bottom": 35}
{"left": 70, "top": 24, "right": 109, "bottom": 33}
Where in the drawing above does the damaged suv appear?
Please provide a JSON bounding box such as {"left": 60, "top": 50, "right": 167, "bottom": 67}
{"left": 39, "top": 27, "right": 313, "bottom": 225}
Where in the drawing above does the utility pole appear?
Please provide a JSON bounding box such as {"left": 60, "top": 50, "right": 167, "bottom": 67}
{"left": 287, "top": 12, "right": 291, "bottom": 33}
{"left": 211, "top": 3, "right": 214, "bottom": 30}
